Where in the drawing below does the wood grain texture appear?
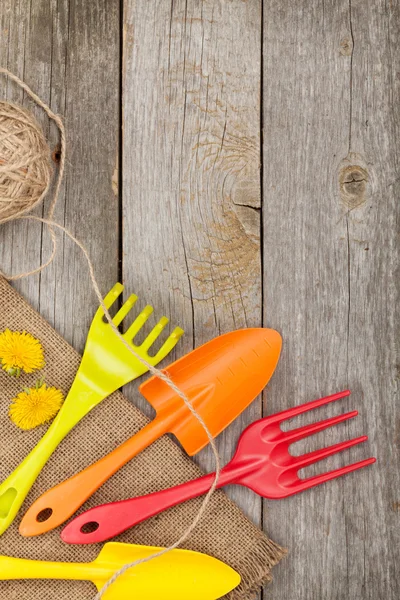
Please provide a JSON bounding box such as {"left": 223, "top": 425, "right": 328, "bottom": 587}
{"left": 121, "top": 0, "right": 263, "bottom": 529}
{"left": 0, "top": 0, "right": 46, "bottom": 312}
{"left": 1, "top": 0, "right": 399, "bottom": 598}
{"left": 0, "top": 0, "right": 120, "bottom": 352}
{"left": 262, "top": 1, "right": 399, "bottom": 599}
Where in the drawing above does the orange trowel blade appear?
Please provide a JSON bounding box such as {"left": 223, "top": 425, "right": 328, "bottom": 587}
{"left": 140, "top": 328, "right": 282, "bottom": 455}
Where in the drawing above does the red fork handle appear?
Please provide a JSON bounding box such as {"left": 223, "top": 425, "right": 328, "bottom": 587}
{"left": 61, "top": 466, "right": 237, "bottom": 544}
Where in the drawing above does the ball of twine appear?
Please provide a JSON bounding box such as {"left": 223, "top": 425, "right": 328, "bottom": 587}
{"left": 0, "top": 101, "right": 52, "bottom": 225}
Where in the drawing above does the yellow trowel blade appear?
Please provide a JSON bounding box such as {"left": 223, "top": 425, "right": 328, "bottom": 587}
{"left": 92, "top": 543, "right": 240, "bottom": 599}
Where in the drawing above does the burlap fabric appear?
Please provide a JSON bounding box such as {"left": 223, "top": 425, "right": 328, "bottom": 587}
{"left": 0, "top": 276, "right": 285, "bottom": 599}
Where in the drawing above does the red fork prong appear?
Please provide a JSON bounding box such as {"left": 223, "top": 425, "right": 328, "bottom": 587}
{"left": 290, "top": 435, "right": 368, "bottom": 470}
{"left": 268, "top": 390, "right": 351, "bottom": 425}
{"left": 282, "top": 410, "right": 358, "bottom": 444}
{"left": 289, "top": 457, "right": 377, "bottom": 494}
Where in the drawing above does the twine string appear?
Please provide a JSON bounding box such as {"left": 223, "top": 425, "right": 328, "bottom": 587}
{"left": 0, "top": 68, "right": 221, "bottom": 599}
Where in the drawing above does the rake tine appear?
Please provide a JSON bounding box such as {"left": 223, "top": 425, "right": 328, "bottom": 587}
{"left": 291, "top": 456, "right": 377, "bottom": 494}
{"left": 151, "top": 326, "right": 184, "bottom": 364}
{"left": 94, "top": 283, "right": 124, "bottom": 322}
{"left": 269, "top": 390, "right": 351, "bottom": 425}
{"left": 141, "top": 316, "right": 169, "bottom": 351}
{"left": 112, "top": 294, "right": 138, "bottom": 326}
{"left": 125, "top": 305, "right": 154, "bottom": 339}
{"left": 291, "top": 435, "right": 368, "bottom": 470}
{"left": 283, "top": 410, "right": 358, "bottom": 444}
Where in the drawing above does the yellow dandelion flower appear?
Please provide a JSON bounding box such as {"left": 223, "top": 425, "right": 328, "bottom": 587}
{"left": 9, "top": 382, "right": 64, "bottom": 430}
{"left": 0, "top": 329, "right": 45, "bottom": 376}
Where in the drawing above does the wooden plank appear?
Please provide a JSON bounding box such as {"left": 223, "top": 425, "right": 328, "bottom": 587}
{"left": 39, "top": 0, "right": 120, "bottom": 352}
{"left": 340, "top": 0, "right": 399, "bottom": 596}
{"left": 122, "top": 0, "right": 263, "bottom": 528}
{"left": 0, "top": 0, "right": 120, "bottom": 352}
{"left": 0, "top": 0, "right": 46, "bottom": 312}
{"left": 263, "top": 1, "right": 399, "bottom": 599}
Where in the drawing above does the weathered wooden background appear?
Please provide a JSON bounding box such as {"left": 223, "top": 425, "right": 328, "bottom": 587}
{"left": 0, "top": 1, "right": 398, "bottom": 598}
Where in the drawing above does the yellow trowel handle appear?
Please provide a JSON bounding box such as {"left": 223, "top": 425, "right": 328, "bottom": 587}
{"left": 0, "top": 555, "right": 98, "bottom": 582}
{"left": 0, "top": 377, "right": 104, "bottom": 536}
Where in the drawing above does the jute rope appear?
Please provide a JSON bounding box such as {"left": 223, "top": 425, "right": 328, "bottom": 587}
{"left": 0, "top": 68, "right": 221, "bottom": 599}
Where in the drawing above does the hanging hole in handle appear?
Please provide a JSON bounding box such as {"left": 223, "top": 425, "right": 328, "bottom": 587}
{"left": 36, "top": 508, "right": 53, "bottom": 522}
{"left": 81, "top": 521, "right": 99, "bottom": 534}
{"left": 0, "top": 488, "right": 17, "bottom": 518}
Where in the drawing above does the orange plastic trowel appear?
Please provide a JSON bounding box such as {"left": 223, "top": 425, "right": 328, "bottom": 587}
{"left": 20, "top": 328, "right": 282, "bottom": 537}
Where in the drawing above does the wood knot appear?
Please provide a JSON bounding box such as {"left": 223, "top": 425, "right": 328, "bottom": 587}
{"left": 232, "top": 178, "right": 260, "bottom": 240}
{"left": 339, "top": 165, "right": 368, "bottom": 209}
{"left": 340, "top": 37, "right": 353, "bottom": 56}
{"left": 52, "top": 143, "right": 62, "bottom": 164}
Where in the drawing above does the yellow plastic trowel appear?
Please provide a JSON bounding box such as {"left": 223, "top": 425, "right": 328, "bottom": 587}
{"left": 0, "top": 542, "right": 241, "bottom": 600}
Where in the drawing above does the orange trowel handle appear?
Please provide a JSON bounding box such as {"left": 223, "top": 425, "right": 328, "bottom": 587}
{"left": 19, "top": 416, "right": 169, "bottom": 537}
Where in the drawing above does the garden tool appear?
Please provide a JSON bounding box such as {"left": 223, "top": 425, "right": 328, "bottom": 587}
{"left": 0, "top": 542, "right": 240, "bottom": 599}
{"left": 20, "top": 327, "right": 282, "bottom": 536}
{"left": 0, "top": 283, "right": 183, "bottom": 535}
{"left": 61, "top": 390, "right": 376, "bottom": 544}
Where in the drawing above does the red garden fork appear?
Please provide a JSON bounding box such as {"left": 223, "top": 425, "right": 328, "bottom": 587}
{"left": 61, "top": 390, "right": 376, "bottom": 544}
